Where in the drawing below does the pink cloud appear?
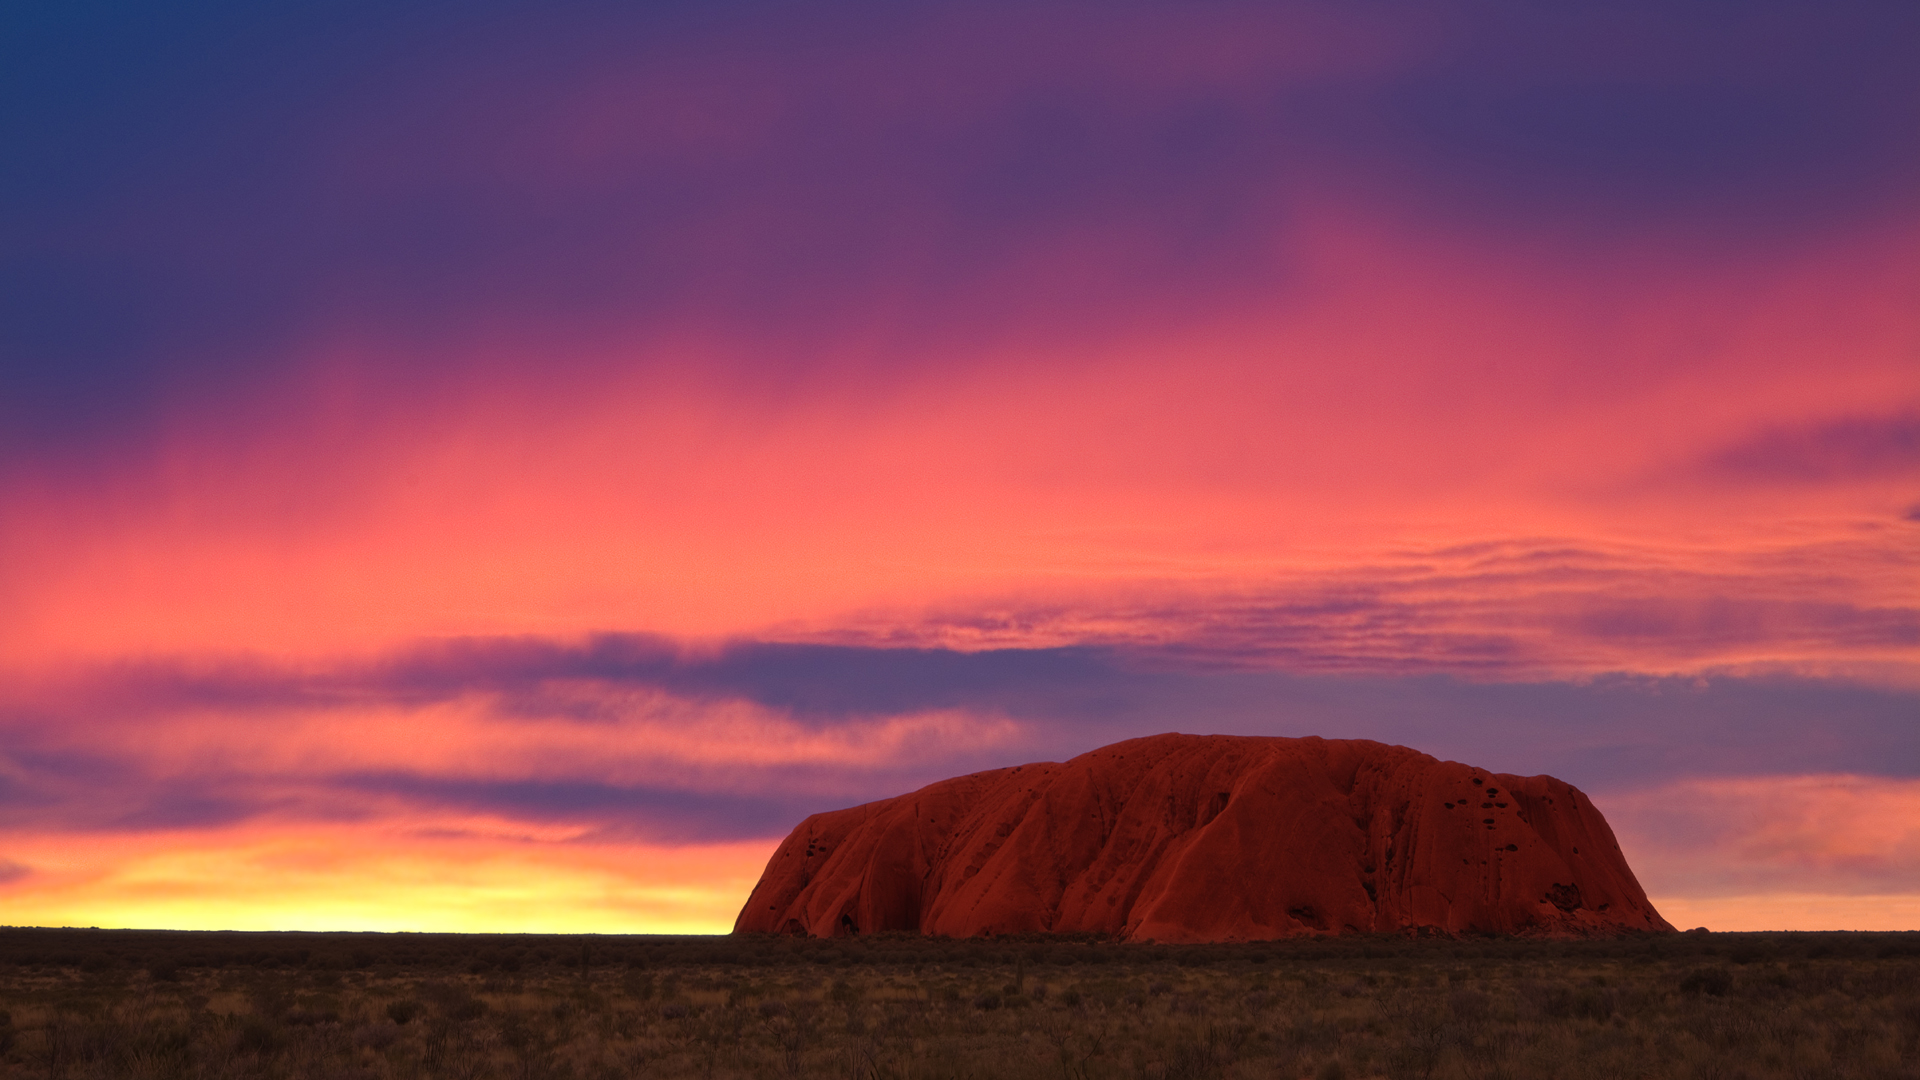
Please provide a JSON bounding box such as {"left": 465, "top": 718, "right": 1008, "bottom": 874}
{"left": 1604, "top": 775, "right": 1920, "bottom": 899}
{"left": 2, "top": 205, "right": 1912, "bottom": 678}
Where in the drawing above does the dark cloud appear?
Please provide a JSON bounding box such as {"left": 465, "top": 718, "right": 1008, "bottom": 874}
{"left": 0, "top": 748, "right": 275, "bottom": 832}
{"left": 4, "top": 1, "right": 1914, "bottom": 463}
{"left": 332, "top": 773, "right": 823, "bottom": 844}
{"left": 67, "top": 635, "right": 1131, "bottom": 723}
{"left": 1363, "top": 4, "right": 1920, "bottom": 230}
{"left": 1702, "top": 412, "right": 1920, "bottom": 484}
{"left": 6, "top": 634, "right": 1916, "bottom": 845}
{"left": 0, "top": 860, "right": 30, "bottom": 885}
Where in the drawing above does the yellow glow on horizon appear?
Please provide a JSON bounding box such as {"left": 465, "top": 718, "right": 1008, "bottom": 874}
{"left": 1650, "top": 894, "right": 1920, "bottom": 933}
{"left": 0, "top": 827, "right": 776, "bottom": 935}
{"left": 12, "top": 822, "right": 1918, "bottom": 934}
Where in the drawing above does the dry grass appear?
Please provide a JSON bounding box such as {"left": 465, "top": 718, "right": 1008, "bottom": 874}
{"left": 1, "top": 928, "right": 1916, "bottom": 1079}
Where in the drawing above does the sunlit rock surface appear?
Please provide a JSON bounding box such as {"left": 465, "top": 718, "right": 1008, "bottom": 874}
{"left": 736, "top": 733, "right": 1673, "bottom": 942}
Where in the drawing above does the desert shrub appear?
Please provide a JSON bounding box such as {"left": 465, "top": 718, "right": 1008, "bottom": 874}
{"left": 425, "top": 983, "right": 487, "bottom": 1022}
{"left": 385, "top": 998, "right": 422, "bottom": 1024}
{"left": 1679, "top": 968, "right": 1733, "bottom": 997}
{"left": 1447, "top": 987, "right": 1490, "bottom": 1023}
{"left": 283, "top": 1005, "right": 339, "bottom": 1026}
{"left": 250, "top": 983, "right": 293, "bottom": 1018}
{"left": 1573, "top": 985, "right": 1616, "bottom": 1020}
{"left": 234, "top": 1016, "right": 282, "bottom": 1056}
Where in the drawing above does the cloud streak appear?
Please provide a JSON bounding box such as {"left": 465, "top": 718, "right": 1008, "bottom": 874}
{"left": 809, "top": 534, "right": 1920, "bottom": 681}
{"left": 1701, "top": 412, "right": 1920, "bottom": 485}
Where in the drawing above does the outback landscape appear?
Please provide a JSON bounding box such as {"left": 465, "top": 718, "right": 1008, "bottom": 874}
{"left": 4, "top": 2, "right": 1917, "bottom": 1078}
{"left": 3, "top": 928, "right": 1916, "bottom": 1080}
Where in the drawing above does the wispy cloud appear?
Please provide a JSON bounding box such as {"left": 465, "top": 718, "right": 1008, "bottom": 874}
{"left": 0, "top": 669, "right": 1027, "bottom": 840}
{"left": 1699, "top": 412, "right": 1920, "bottom": 484}
{"left": 7, "top": 638, "right": 1916, "bottom": 832}
{"left": 806, "top": 533, "right": 1919, "bottom": 681}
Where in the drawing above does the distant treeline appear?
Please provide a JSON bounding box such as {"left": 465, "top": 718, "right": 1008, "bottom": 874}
{"left": 2, "top": 927, "right": 1915, "bottom": 978}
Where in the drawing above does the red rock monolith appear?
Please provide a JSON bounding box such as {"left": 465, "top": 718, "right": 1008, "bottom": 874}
{"left": 735, "top": 734, "right": 1672, "bottom": 941}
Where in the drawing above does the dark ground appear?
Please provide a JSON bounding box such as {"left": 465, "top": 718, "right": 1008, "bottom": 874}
{"left": 1, "top": 927, "right": 1916, "bottom": 1078}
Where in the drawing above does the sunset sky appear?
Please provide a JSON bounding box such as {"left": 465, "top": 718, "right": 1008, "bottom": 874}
{"left": 3, "top": 0, "right": 1916, "bottom": 935}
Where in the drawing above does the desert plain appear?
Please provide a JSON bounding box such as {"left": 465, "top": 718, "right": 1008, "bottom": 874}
{"left": 2, "top": 927, "right": 1916, "bottom": 1080}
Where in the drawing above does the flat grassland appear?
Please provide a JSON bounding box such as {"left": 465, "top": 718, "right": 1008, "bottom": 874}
{"left": 1, "top": 928, "right": 1915, "bottom": 1079}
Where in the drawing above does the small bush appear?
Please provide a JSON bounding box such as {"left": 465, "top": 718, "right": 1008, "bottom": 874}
{"left": 430, "top": 988, "right": 488, "bottom": 1022}
{"left": 1447, "top": 987, "right": 1489, "bottom": 1022}
{"left": 385, "top": 999, "right": 422, "bottom": 1025}
{"left": 1679, "top": 968, "right": 1733, "bottom": 997}
{"left": 235, "top": 1017, "right": 282, "bottom": 1056}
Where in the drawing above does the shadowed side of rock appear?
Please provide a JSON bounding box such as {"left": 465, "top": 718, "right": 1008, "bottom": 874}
{"left": 735, "top": 734, "right": 1673, "bottom": 942}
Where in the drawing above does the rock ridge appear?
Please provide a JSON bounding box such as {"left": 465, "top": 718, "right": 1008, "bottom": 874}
{"left": 735, "top": 733, "right": 1673, "bottom": 942}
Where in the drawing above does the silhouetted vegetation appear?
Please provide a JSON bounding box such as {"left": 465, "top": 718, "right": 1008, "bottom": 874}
{"left": 1, "top": 927, "right": 1915, "bottom": 1077}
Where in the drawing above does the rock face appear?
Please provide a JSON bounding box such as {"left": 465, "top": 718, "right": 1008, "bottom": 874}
{"left": 735, "top": 734, "right": 1672, "bottom": 942}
